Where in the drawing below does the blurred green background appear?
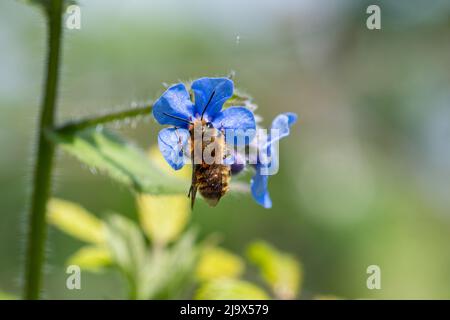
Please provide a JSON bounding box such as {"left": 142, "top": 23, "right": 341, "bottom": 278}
{"left": 1, "top": 0, "right": 450, "bottom": 299}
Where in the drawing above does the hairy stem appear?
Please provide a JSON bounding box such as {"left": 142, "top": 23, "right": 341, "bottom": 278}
{"left": 55, "top": 103, "right": 152, "bottom": 134}
{"left": 23, "top": 0, "right": 63, "bottom": 300}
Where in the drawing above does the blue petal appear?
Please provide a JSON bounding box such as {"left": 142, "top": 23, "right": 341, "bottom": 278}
{"left": 152, "top": 83, "right": 194, "bottom": 128}
{"left": 212, "top": 107, "right": 256, "bottom": 145}
{"left": 157, "top": 127, "right": 190, "bottom": 170}
{"left": 268, "top": 112, "right": 298, "bottom": 145}
{"left": 257, "top": 112, "right": 298, "bottom": 173}
{"left": 191, "top": 77, "right": 233, "bottom": 119}
{"left": 250, "top": 113, "right": 297, "bottom": 208}
{"left": 251, "top": 168, "right": 272, "bottom": 208}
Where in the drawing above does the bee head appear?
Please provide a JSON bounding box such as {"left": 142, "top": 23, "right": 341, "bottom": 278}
{"left": 200, "top": 121, "right": 214, "bottom": 133}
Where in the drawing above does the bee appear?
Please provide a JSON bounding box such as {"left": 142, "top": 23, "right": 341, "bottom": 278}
{"left": 162, "top": 90, "right": 232, "bottom": 209}
{"left": 188, "top": 91, "right": 231, "bottom": 209}
{"left": 188, "top": 119, "right": 231, "bottom": 209}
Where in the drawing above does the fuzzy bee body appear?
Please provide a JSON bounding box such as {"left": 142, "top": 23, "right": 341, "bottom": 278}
{"left": 188, "top": 120, "right": 231, "bottom": 208}
{"left": 193, "top": 163, "right": 230, "bottom": 207}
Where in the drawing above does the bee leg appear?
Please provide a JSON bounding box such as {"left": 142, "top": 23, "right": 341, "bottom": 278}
{"left": 189, "top": 161, "right": 198, "bottom": 209}
{"left": 189, "top": 185, "right": 198, "bottom": 209}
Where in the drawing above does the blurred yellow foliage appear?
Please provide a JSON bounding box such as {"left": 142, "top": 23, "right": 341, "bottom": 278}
{"left": 314, "top": 294, "right": 343, "bottom": 300}
{"left": 0, "top": 291, "right": 17, "bottom": 300}
{"left": 137, "top": 194, "right": 190, "bottom": 246}
{"left": 136, "top": 146, "right": 191, "bottom": 246}
{"left": 67, "top": 245, "right": 112, "bottom": 272}
{"left": 247, "top": 241, "right": 302, "bottom": 299}
{"left": 47, "top": 198, "right": 106, "bottom": 244}
{"left": 195, "top": 278, "right": 269, "bottom": 300}
{"left": 148, "top": 146, "right": 190, "bottom": 180}
{"left": 195, "top": 247, "right": 245, "bottom": 282}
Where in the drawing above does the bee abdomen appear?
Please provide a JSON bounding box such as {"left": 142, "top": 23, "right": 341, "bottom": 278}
{"left": 197, "top": 164, "right": 230, "bottom": 206}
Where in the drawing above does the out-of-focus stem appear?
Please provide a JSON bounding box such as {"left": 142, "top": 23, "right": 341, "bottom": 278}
{"left": 23, "top": 0, "right": 63, "bottom": 300}
{"left": 55, "top": 103, "right": 152, "bottom": 134}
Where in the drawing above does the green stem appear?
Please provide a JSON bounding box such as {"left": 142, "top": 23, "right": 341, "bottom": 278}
{"left": 23, "top": 0, "right": 63, "bottom": 300}
{"left": 55, "top": 103, "right": 152, "bottom": 134}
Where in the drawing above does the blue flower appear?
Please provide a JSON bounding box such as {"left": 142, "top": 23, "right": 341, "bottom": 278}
{"left": 251, "top": 113, "right": 297, "bottom": 208}
{"left": 152, "top": 77, "right": 256, "bottom": 170}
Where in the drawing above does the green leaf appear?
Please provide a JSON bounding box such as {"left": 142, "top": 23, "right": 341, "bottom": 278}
{"left": 247, "top": 241, "right": 302, "bottom": 300}
{"left": 195, "top": 279, "right": 270, "bottom": 300}
{"left": 47, "top": 198, "right": 106, "bottom": 244}
{"left": 223, "top": 90, "right": 254, "bottom": 109}
{"left": 67, "top": 246, "right": 112, "bottom": 272}
{"left": 195, "top": 247, "right": 245, "bottom": 282}
{"left": 48, "top": 128, "right": 189, "bottom": 194}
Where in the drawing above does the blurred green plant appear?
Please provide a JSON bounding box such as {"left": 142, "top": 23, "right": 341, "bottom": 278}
{"left": 47, "top": 197, "right": 198, "bottom": 299}
{"left": 195, "top": 279, "right": 270, "bottom": 300}
{"left": 193, "top": 240, "right": 304, "bottom": 300}
{"left": 247, "top": 241, "right": 302, "bottom": 299}
{"left": 46, "top": 148, "right": 196, "bottom": 299}
{"left": 193, "top": 246, "right": 269, "bottom": 300}
{"left": 21, "top": 0, "right": 295, "bottom": 300}
{"left": 47, "top": 198, "right": 107, "bottom": 245}
{"left": 195, "top": 247, "right": 245, "bottom": 282}
{"left": 0, "top": 291, "right": 18, "bottom": 300}
{"left": 22, "top": 0, "right": 162, "bottom": 299}
{"left": 48, "top": 196, "right": 305, "bottom": 299}
{"left": 44, "top": 147, "right": 303, "bottom": 299}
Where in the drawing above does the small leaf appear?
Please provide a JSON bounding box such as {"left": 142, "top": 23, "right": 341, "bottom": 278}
{"left": 195, "top": 247, "right": 245, "bottom": 282}
{"left": 47, "top": 128, "right": 189, "bottom": 194}
{"left": 247, "top": 241, "right": 302, "bottom": 300}
{"left": 223, "top": 90, "right": 253, "bottom": 109}
{"left": 137, "top": 194, "right": 190, "bottom": 246}
{"left": 67, "top": 246, "right": 112, "bottom": 272}
{"left": 47, "top": 198, "right": 106, "bottom": 244}
{"left": 195, "top": 279, "right": 269, "bottom": 300}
